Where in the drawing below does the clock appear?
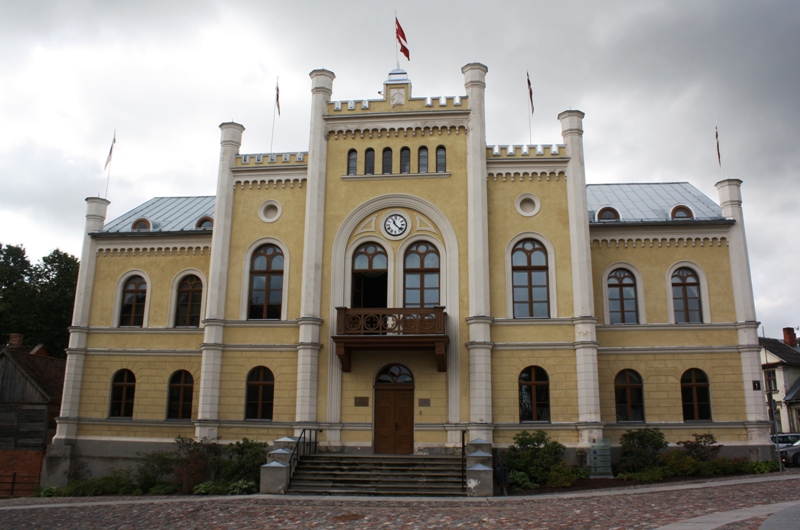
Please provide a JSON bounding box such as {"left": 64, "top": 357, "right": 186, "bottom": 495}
{"left": 383, "top": 213, "right": 408, "bottom": 236}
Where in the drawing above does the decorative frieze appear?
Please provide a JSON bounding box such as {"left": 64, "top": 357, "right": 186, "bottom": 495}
{"left": 234, "top": 178, "right": 306, "bottom": 190}
{"left": 591, "top": 236, "right": 728, "bottom": 249}
{"left": 328, "top": 124, "right": 466, "bottom": 140}
{"left": 98, "top": 245, "right": 209, "bottom": 257}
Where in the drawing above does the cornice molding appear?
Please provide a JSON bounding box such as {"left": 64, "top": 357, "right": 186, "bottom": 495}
{"left": 327, "top": 123, "right": 467, "bottom": 139}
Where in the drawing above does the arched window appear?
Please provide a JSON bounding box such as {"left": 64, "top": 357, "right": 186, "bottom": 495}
{"left": 400, "top": 147, "right": 411, "bottom": 173}
{"left": 347, "top": 149, "right": 357, "bottom": 175}
{"left": 352, "top": 242, "right": 388, "bottom": 309}
{"left": 132, "top": 219, "right": 150, "bottom": 231}
{"left": 671, "top": 206, "right": 693, "bottom": 219}
{"left": 364, "top": 148, "right": 375, "bottom": 175}
{"left": 436, "top": 146, "right": 446, "bottom": 172}
{"left": 598, "top": 207, "right": 619, "bottom": 221}
{"left": 418, "top": 146, "right": 428, "bottom": 173}
{"left": 246, "top": 366, "right": 274, "bottom": 420}
{"left": 681, "top": 369, "right": 711, "bottom": 421}
{"left": 404, "top": 242, "right": 440, "bottom": 308}
{"left": 167, "top": 370, "right": 193, "bottom": 420}
{"left": 519, "top": 366, "right": 549, "bottom": 422}
{"left": 175, "top": 274, "right": 203, "bottom": 327}
{"left": 376, "top": 363, "right": 414, "bottom": 384}
{"left": 615, "top": 370, "right": 644, "bottom": 422}
{"left": 608, "top": 269, "right": 638, "bottom": 324}
{"left": 382, "top": 148, "right": 393, "bottom": 174}
{"left": 110, "top": 369, "right": 135, "bottom": 418}
{"left": 672, "top": 267, "right": 702, "bottom": 323}
{"left": 120, "top": 276, "right": 147, "bottom": 327}
{"left": 249, "top": 244, "right": 284, "bottom": 320}
{"left": 512, "top": 239, "right": 549, "bottom": 318}
{"left": 195, "top": 217, "right": 213, "bottom": 230}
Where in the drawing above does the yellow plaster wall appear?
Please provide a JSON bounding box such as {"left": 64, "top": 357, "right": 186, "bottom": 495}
{"left": 78, "top": 355, "right": 201, "bottom": 420}
{"left": 89, "top": 249, "right": 210, "bottom": 328}
{"left": 78, "top": 422, "right": 194, "bottom": 439}
{"left": 487, "top": 178, "right": 574, "bottom": 318}
{"left": 86, "top": 331, "right": 203, "bottom": 351}
{"left": 217, "top": 350, "right": 297, "bottom": 422}
{"left": 490, "top": 323, "right": 575, "bottom": 344}
{"left": 596, "top": 328, "right": 739, "bottom": 349}
{"left": 217, "top": 425, "right": 294, "bottom": 442}
{"left": 222, "top": 326, "right": 299, "bottom": 346}
{"left": 225, "top": 184, "right": 307, "bottom": 320}
{"left": 591, "top": 240, "right": 736, "bottom": 324}
{"left": 492, "top": 349, "right": 578, "bottom": 423}
{"left": 597, "top": 352, "right": 746, "bottom": 423}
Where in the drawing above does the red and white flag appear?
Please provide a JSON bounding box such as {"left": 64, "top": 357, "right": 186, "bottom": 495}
{"left": 527, "top": 72, "right": 534, "bottom": 115}
{"left": 396, "top": 17, "right": 409, "bottom": 60}
{"left": 275, "top": 80, "right": 280, "bottom": 116}
{"left": 104, "top": 130, "right": 116, "bottom": 170}
{"left": 715, "top": 125, "right": 721, "bottom": 166}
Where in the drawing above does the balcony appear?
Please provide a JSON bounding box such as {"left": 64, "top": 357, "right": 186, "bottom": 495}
{"left": 332, "top": 307, "right": 449, "bottom": 372}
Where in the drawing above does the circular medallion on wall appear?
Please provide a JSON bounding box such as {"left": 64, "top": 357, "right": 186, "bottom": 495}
{"left": 515, "top": 193, "right": 541, "bottom": 217}
{"left": 380, "top": 210, "right": 411, "bottom": 240}
{"left": 258, "top": 200, "right": 282, "bottom": 223}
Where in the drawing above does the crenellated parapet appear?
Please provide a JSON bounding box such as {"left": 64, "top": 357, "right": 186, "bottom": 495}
{"left": 327, "top": 95, "right": 466, "bottom": 114}
{"left": 487, "top": 144, "right": 566, "bottom": 157}
{"left": 591, "top": 236, "right": 728, "bottom": 249}
{"left": 488, "top": 170, "right": 566, "bottom": 182}
{"left": 236, "top": 152, "right": 308, "bottom": 167}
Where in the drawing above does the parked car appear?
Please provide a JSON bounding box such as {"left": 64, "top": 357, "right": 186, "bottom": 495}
{"left": 779, "top": 439, "right": 800, "bottom": 466}
{"left": 771, "top": 433, "right": 800, "bottom": 449}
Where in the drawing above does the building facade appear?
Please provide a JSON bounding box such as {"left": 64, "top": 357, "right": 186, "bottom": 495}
{"left": 44, "top": 64, "right": 770, "bottom": 483}
{"left": 760, "top": 329, "right": 800, "bottom": 433}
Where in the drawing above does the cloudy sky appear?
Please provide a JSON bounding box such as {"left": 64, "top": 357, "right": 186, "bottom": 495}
{"left": 1, "top": 0, "right": 797, "bottom": 337}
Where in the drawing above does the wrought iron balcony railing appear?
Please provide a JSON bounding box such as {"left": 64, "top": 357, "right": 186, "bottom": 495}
{"left": 335, "top": 306, "right": 446, "bottom": 336}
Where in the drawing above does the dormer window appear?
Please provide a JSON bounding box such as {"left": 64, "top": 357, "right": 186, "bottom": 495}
{"left": 131, "top": 219, "right": 151, "bottom": 231}
{"left": 671, "top": 206, "right": 693, "bottom": 220}
{"left": 196, "top": 217, "right": 213, "bottom": 230}
{"left": 597, "top": 207, "right": 620, "bottom": 222}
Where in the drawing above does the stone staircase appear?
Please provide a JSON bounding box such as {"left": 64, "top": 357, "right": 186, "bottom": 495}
{"left": 286, "top": 454, "right": 467, "bottom": 496}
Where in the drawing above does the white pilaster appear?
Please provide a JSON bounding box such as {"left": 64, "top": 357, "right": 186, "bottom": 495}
{"left": 296, "top": 69, "right": 334, "bottom": 423}
{"left": 196, "top": 122, "right": 244, "bottom": 440}
{"left": 559, "top": 110, "right": 601, "bottom": 426}
{"left": 716, "top": 179, "right": 767, "bottom": 424}
{"left": 56, "top": 197, "right": 109, "bottom": 441}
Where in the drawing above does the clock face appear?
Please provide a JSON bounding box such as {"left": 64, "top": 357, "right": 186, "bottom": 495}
{"left": 384, "top": 214, "right": 408, "bottom": 236}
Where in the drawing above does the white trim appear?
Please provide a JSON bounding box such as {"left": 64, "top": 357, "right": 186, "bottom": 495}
{"left": 514, "top": 193, "right": 541, "bottom": 217}
{"left": 670, "top": 204, "right": 695, "bottom": 220}
{"left": 239, "top": 238, "right": 291, "bottom": 321}
{"left": 594, "top": 205, "right": 621, "bottom": 222}
{"left": 344, "top": 236, "right": 396, "bottom": 308}
{"left": 395, "top": 234, "right": 447, "bottom": 308}
{"left": 600, "top": 262, "right": 647, "bottom": 325}
{"left": 379, "top": 210, "right": 412, "bottom": 241}
{"left": 167, "top": 269, "right": 208, "bottom": 328}
{"left": 505, "top": 232, "right": 558, "bottom": 319}
{"left": 112, "top": 270, "right": 153, "bottom": 328}
{"left": 258, "top": 199, "right": 282, "bottom": 223}
{"left": 666, "top": 261, "right": 711, "bottom": 324}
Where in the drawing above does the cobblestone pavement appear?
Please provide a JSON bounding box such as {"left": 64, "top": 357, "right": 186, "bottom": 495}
{"left": 1, "top": 474, "right": 799, "bottom": 529}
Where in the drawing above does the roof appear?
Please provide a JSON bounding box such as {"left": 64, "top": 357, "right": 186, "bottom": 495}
{"left": 785, "top": 378, "right": 800, "bottom": 403}
{"left": 101, "top": 196, "right": 215, "bottom": 233}
{"left": 759, "top": 337, "right": 800, "bottom": 367}
{"left": 586, "top": 182, "right": 724, "bottom": 223}
{"left": 0, "top": 348, "right": 66, "bottom": 401}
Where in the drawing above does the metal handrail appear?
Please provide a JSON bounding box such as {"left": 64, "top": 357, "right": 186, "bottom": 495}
{"left": 461, "top": 430, "right": 467, "bottom": 492}
{"left": 336, "top": 307, "right": 447, "bottom": 335}
{"left": 288, "top": 429, "right": 318, "bottom": 478}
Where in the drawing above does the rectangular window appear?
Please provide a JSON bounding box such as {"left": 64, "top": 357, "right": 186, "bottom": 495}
{"left": 765, "top": 370, "right": 778, "bottom": 392}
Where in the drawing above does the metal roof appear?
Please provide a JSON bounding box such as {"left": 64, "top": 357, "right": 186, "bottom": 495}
{"left": 102, "top": 196, "right": 215, "bottom": 233}
{"left": 586, "top": 182, "right": 723, "bottom": 223}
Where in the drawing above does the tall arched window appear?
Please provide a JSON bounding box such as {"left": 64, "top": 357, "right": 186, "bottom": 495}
{"left": 519, "top": 366, "right": 549, "bottom": 422}
{"left": 512, "top": 239, "right": 549, "bottom": 318}
{"left": 681, "top": 369, "right": 711, "bottom": 421}
{"left": 110, "top": 369, "right": 135, "bottom": 418}
{"left": 436, "top": 146, "right": 446, "bottom": 172}
{"left": 347, "top": 149, "right": 357, "bottom": 175}
{"left": 167, "top": 370, "right": 193, "bottom": 420}
{"left": 418, "top": 146, "right": 428, "bottom": 173}
{"left": 404, "top": 242, "right": 440, "bottom": 308}
{"left": 352, "top": 242, "right": 388, "bottom": 309}
{"left": 120, "top": 276, "right": 147, "bottom": 327}
{"left": 175, "top": 275, "right": 203, "bottom": 327}
{"left": 608, "top": 269, "right": 638, "bottom": 324}
{"left": 400, "top": 147, "right": 411, "bottom": 173}
{"left": 246, "top": 366, "right": 274, "bottom": 420}
{"left": 672, "top": 267, "right": 702, "bottom": 323}
{"left": 364, "top": 148, "right": 375, "bottom": 175}
{"left": 615, "top": 370, "right": 644, "bottom": 422}
{"left": 382, "top": 148, "right": 393, "bottom": 174}
{"left": 249, "top": 244, "right": 284, "bottom": 320}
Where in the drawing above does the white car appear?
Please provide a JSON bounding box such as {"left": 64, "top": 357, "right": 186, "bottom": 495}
{"left": 772, "top": 433, "right": 800, "bottom": 449}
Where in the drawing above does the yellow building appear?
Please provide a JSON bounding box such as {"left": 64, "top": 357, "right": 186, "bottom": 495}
{"left": 44, "top": 64, "right": 770, "bottom": 483}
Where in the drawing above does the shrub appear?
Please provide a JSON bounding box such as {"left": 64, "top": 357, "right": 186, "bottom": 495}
{"left": 545, "top": 461, "right": 580, "bottom": 488}
{"left": 227, "top": 479, "right": 258, "bottom": 495}
{"left": 172, "top": 436, "right": 222, "bottom": 494}
{"left": 503, "top": 431, "right": 566, "bottom": 486}
{"left": 676, "top": 433, "right": 722, "bottom": 462}
{"left": 507, "top": 470, "right": 538, "bottom": 493}
{"left": 743, "top": 460, "right": 779, "bottom": 474}
{"left": 221, "top": 438, "right": 269, "bottom": 483}
{"left": 659, "top": 450, "right": 701, "bottom": 477}
{"left": 147, "top": 482, "right": 180, "bottom": 495}
{"left": 617, "top": 466, "right": 665, "bottom": 484}
{"left": 193, "top": 480, "right": 230, "bottom": 495}
{"left": 36, "top": 486, "right": 62, "bottom": 497}
{"left": 617, "top": 428, "right": 668, "bottom": 474}
{"left": 134, "top": 450, "right": 180, "bottom": 493}
{"left": 699, "top": 457, "right": 745, "bottom": 476}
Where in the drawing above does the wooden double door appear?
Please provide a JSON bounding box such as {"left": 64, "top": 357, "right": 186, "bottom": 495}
{"left": 374, "top": 387, "right": 414, "bottom": 454}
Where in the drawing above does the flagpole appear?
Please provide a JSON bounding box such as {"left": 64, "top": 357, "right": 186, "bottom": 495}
{"left": 103, "top": 129, "right": 116, "bottom": 199}
{"left": 270, "top": 77, "right": 278, "bottom": 156}
{"left": 104, "top": 166, "right": 111, "bottom": 199}
{"left": 527, "top": 98, "right": 532, "bottom": 146}
{"left": 394, "top": 11, "right": 399, "bottom": 69}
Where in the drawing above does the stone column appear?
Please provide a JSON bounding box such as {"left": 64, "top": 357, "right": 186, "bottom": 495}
{"left": 559, "top": 110, "right": 602, "bottom": 435}
{"left": 55, "top": 197, "right": 109, "bottom": 442}
{"left": 296, "top": 69, "right": 334, "bottom": 425}
{"left": 196, "top": 122, "right": 244, "bottom": 440}
{"left": 462, "top": 63, "right": 493, "bottom": 441}
{"left": 716, "top": 179, "right": 768, "bottom": 426}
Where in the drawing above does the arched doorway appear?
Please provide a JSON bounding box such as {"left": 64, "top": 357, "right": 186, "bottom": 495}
{"left": 374, "top": 364, "right": 414, "bottom": 454}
